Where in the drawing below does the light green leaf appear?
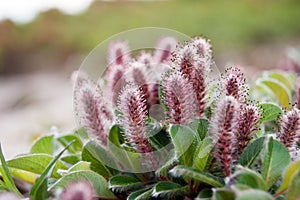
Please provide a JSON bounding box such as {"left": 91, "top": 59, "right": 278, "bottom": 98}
{"left": 50, "top": 170, "right": 116, "bottom": 199}
{"left": 285, "top": 170, "right": 300, "bottom": 200}
{"left": 82, "top": 140, "right": 118, "bottom": 178}
{"left": 259, "top": 78, "right": 291, "bottom": 108}
{"left": 68, "top": 161, "right": 90, "bottom": 172}
{"left": 259, "top": 103, "right": 282, "bottom": 123}
{"left": 9, "top": 168, "right": 37, "bottom": 184}
{"left": 109, "top": 174, "right": 143, "bottom": 192}
{"left": 169, "top": 165, "right": 224, "bottom": 188}
{"left": 30, "top": 135, "right": 54, "bottom": 155}
{"left": 57, "top": 134, "right": 83, "bottom": 154}
{"left": 238, "top": 137, "right": 266, "bottom": 167}
{"left": 236, "top": 189, "right": 274, "bottom": 200}
{"left": 276, "top": 160, "right": 300, "bottom": 196}
{"left": 0, "top": 144, "right": 20, "bottom": 195}
{"left": 262, "top": 137, "right": 290, "bottom": 189}
{"left": 152, "top": 181, "right": 189, "bottom": 198}
{"left": 193, "top": 137, "right": 213, "bottom": 171}
{"left": 170, "top": 125, "right": 198, "bottom": 166}
{"left": 6, "top": 154, "right": 67, "bottom": 178}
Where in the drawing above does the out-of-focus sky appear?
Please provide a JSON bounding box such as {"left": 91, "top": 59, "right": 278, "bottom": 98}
{"left": 0, "top": 0, "right": 93, "bottom": 23}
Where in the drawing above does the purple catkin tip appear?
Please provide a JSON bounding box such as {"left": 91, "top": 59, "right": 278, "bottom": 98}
{"left": 278, "top": 107, "right": 300, "bottom": 152}
{"left": 161, "top": 70, "right": 196, "bottom": 125}
{"left": 154, "top": 37, "right": 178, "bottom": 63}
{"left": 108, "top": 40, "right": 131, "bottom": 66}
{"left": 223, "top": 66, "right": 248, "bottom": 103}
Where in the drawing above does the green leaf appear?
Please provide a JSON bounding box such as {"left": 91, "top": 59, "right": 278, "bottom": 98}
{"left": 170, "top": 125, "right": 199, "bottom": 166}
{"left": 127, "top": 188, "right": 151, "bottom": 200}
{"left": 259, "top": 103, "right": 282, "bottom": 123}
{"left": 9, "top": 168, "right": 37, "bottom": 184}
{"left": 238, "top": 137, "right": 266, "bottom": 167}
{"left": 262, "top": 137, "right": 290, "bottom": 189}
{"left": 30, "top": 140, "right": 74, "bottom": 200}
{"left": 108, "top": 125, "right": 143, "bottom": 172}
{"left": 268, "top": 72, "right": 294, "bottom": 91}
{"left": 129, "top": 188, "right": 153, "bottom": 200}
{"left": 109, "top": 174, "right": 143, "bottom": 192}
{"left": 50, "top": 170, "right": 116, "bottom": 199}
{"left": 152, "top": 181, "right": 189, "bottom": 198}
{"left": 213, "top": 188, "right": 235, "bottom": 200}
{"left": 285, "top": 170, "right": 300, "bottom": 200}
{"left": 193, "top": 137, "right": 213, "bottom": 171}
{"left": 234, "top": 167, "right": 266, "bottom": 190}
{"left": 68, "top": 161, "right": 90, "bottom": 172}
{"left": 82, "top": 141, "right": 118, "bottom": 178}
{"left": 259, "top": 78, "right": 291, "bottom": 108}
{"left": 276, "top": 160, "right": 300, "bottom": 196}
{"left": 60, "top": 154, "right": 81, "bottom": 165}
{"left": 0, "top": 144, "right": 20, "bottom": 195}
{"left": 6, "top": 154, "right": 67, "bottom": 178}
{"left": 57, "top": 134, "right": 83, "bottom": 154}
{"left": 189, "top": 118, "right": 209, "bottom": 140}
{"left": 169, "top": 165, "right": 224, "bottom": 188}
{"left": 30, "top": 135, "right": 54, "bottom": 155}
{"left": 236, "top": 189, "right": 274, "bottom": 200}
{"left": 155, "top": 155, "right": 177, "bottom": 178}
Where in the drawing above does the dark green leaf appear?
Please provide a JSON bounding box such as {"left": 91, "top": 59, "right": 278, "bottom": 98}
{"left": 189, "top": 119, "right": 209, "bottom": 140}
{"left": 234, "top": 167, "right": 266, "bottom": 190}
{"left": 127, "top": 188, "right": 150, "bottom": 200}
{"left": 259, "top": 103, "right": 283, "bottom": 122}
{"left": 82, "top": 140, "right": 118, "bottom": 178}
{"left": 152, "top": 181, "right": 189, "bottom": 198}
{"left": 109, "top": 174, "right": 143, "bottom": 192}
{"left": 214, "top": 188, "right": 235, "bottom": 200}
{"left": 169, "top": 165, "right": 224, "bottom": 187}
{"left": 238, "top": 137, "right": 266, "bottom": 167}
{"left": 262, "top": 137, "right": 290, "bottom": 189}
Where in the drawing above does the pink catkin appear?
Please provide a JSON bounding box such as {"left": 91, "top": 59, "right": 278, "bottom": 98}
{"left": 107, "top": 40, "right": 131, "bottom": 66}
{"left": 161, "top": 70, "right": 196, "bottom": 125}
{"left": 154, "top": 37, "right": 178, "bottom": 63}
{"left": 74, "top": 72, "right": 113, "bottom": 146}
{"left": 210, "top": 96, "right": 239, "bottom": 176}
{"left": 234, "top": 104, "right": 261, "bottom": 159}
{"left": 117, "top": 83, "right": 152, "bottom": 154}
{"left": 171, "top": 37, "right": 212, "bottom": 118}
{"left": 278, "top": 108, "right": 300, "bottom": 151}
{"left": 223, "top": 66, "right": 248, "bottom": 104}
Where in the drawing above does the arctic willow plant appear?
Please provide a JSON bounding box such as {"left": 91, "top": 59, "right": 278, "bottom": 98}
{"left": 1, "top": 37, "right": 300, "bottom": 200}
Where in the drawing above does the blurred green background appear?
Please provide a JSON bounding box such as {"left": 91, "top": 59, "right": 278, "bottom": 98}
{"left": 1, "top": 0, "right": 300, "bottom": 74}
